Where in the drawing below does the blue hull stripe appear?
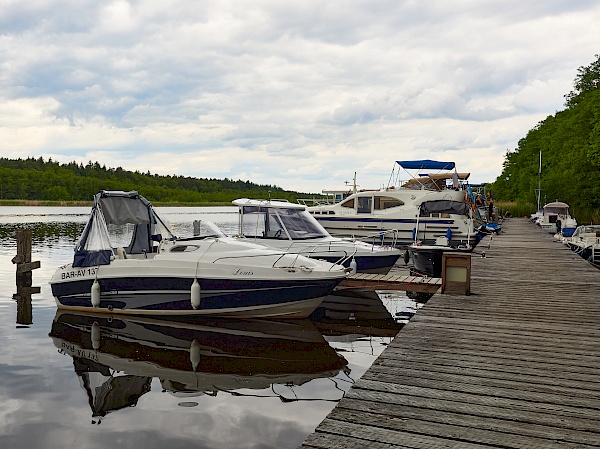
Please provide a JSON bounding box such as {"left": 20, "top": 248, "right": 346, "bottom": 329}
{"left": 319, "top": 254, "right": 400, "bottom": 271}
{"left": 52, "top": 277, "right": 341, "bottom": 312}
{"left": 316, "top": 217, "right": 455, "bottom": 225}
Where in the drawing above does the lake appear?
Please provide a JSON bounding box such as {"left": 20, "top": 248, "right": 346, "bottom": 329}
{"left": 0, "top": 206, "right": 420, "bottom": 449}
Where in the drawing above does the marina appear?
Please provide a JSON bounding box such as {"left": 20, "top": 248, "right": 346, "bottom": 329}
{"left": 2, "top": 207, "right": 599, "bottom": 448}
{"left": 300, "top": 217, "right": 600, "bottom": 448}
{"left": 0, "top": 206, "right": 414, "bottom": 449}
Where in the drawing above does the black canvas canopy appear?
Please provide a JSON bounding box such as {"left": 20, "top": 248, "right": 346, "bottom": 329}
{"left": 419, "top": 200, "right": 471, "bottom": 216}
{"left": 73, "top": 191, "right": 175, "bottom": 267}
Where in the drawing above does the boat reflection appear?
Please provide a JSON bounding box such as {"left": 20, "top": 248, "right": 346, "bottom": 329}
{"left": 49, "top": 311, "right": 349, "bottom": 422}
{"left": 309, "top": 289, "right": 404, "bottom": 338}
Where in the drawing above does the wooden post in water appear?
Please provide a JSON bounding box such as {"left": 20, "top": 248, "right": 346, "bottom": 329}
{"left": 11, "top": 229, "right": 41, "bottom": 325}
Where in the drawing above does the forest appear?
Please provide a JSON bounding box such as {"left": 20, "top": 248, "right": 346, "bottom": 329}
{"left": 492, "top": 54, "right": 600, "bottom": 221}
{"left": 2, "top": 56, "right": 599, "bottom": 217}
{"left": 0, "top": 158, "right": 303, "bottom": 204}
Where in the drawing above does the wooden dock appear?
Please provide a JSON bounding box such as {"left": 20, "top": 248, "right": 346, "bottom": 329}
{"left": 300, "top": 218, "right": 600, "bottom": 448}
{"left": 337, "top": 272, "right": 442, "bottom": 294}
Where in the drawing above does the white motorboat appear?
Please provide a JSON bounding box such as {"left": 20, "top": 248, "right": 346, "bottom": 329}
{"left": 50, "top": 311, "right": 348, "bottom": 420}
{"left": 562, "top": 224, "right": 600, "bottom": 266}
{"left": 307, "top": 160, "right": 476, "bottom": 247}
{"left": 537, "top": 201, "right": 577, "bottom": 234}
{"left": 232, "top": 198, "right": 402, "bottom": 274}
{"left": 49, "top": 191, "right": 348, "bottom": 318}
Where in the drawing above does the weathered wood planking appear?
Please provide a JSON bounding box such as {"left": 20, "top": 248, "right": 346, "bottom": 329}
{"left": 300, "top": 218, "right": 600, "bottom": 449}
{"left": 336, "top": 273, "right": 442, "bottom": 293}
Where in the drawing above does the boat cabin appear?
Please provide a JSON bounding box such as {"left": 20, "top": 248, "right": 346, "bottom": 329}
{"left": 234, "top": 199, "right": 330, "bottom": 240}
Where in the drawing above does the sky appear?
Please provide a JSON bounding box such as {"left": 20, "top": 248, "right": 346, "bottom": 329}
{"left": 1, "top": 1, "right": 599, "bottom": 193}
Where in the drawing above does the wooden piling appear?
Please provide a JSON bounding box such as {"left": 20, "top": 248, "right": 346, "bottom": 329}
{"left": 11, "top": 228, "right": 41, "bottom": 325}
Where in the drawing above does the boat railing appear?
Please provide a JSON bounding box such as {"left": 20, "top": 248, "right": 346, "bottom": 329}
{"left": 297, "top": 197, "right": 340, "bottom": 207}
{"left": 285, "top": 241, "right": 359, "bottom": 266}
{"left": 347, "top": 229, "right": 400, "bottom": 248}
{"left": 210, "top": 251, "right": 345, "bottom": 271}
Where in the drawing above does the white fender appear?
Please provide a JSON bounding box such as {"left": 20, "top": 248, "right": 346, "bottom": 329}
{"left": 91, "top": 280, "right": 101, "bottom": 308}
{"left": 349, "top": 258, "right": 357, "bottom": 274}
{"left": 91, "top": 322, "right": 100, "bottom": 350}
{"left": 190, "top": 339, "right": 200, "bottom": 371}
{"left": 191, "top": 278, "right": 201, "bottom": 310}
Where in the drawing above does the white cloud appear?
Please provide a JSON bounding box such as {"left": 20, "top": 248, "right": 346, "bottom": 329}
{"left": 1, "top": 0, "right": 599, "bottom": 192}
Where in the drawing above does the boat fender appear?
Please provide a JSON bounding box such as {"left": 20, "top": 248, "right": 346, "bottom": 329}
{"left": 190, "top": 339, "right": 201, "bottom": 371}
{"left": 349, "top": 258, "right": 357, "bottom": 274}
{"left": 446, "top": 228, "right": 452, "bottom": 241}
{"left": 191, "top": 278, "right": 201, "bottom": 310}
{"left": 91, "top": 280, "right": 101, "bottom": 308}
{"left": 91, "top": 322, "right": 100, "bottom": 350}
{"left": 403, "top": 250, "right": 410, "bottom": 265}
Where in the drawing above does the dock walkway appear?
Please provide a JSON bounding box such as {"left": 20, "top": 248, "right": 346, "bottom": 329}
{"left": 300, "top": 218, "right": 600, "bottom": 448}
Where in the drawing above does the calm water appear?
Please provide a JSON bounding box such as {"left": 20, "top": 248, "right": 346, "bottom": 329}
{"left": 0, "top": 206, "right": 420, "bottom": 449}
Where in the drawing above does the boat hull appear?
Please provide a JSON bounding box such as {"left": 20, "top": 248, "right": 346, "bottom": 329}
{"left": 407, "top": 245, "right": 470, "bottom": 278}
{"left": 51, "top": 275, "right": 340, "bottom": 318}
{"left": 314, "top": 216, "right": 476, "bottom": 248}
{"left": 315, "top": 253, "right": 400, "bottom": 274}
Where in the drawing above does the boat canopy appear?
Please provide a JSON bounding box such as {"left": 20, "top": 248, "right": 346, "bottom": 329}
{"left": 396, "top": 160, "right": 455, "bottom": 170}
{"left": 419, "top": 200, "right": 471, "bottom": 217}
{"left": 73, "top": 190, "right": 175, "bottom": 267}
{"left": 234, "top": 198, "right": 329, "bottom": 240}
{"left": 543, "top": 202, "right": 570, "bottom": 215}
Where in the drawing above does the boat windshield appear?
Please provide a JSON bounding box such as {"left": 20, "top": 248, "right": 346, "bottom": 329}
{"left": 240, "top": 206, "right": 329, "bottom": 240}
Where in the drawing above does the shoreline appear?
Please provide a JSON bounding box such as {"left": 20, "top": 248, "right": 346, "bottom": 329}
{"left": 0, "top": 200, "right": 231, "bottom": 207}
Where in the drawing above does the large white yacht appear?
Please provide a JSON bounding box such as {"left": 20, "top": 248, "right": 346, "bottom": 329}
{"left": 306, "top": 160, "right": 477, "bottom": 248}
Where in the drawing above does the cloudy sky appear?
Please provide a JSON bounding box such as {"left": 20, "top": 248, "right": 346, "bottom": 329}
{"left": 1, "top": 1, "right": 598, "bottom": 193}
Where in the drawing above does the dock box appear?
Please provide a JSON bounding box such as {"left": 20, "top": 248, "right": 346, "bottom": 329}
{"left": 442, "top": 253, "right": 471, "bottom": 295}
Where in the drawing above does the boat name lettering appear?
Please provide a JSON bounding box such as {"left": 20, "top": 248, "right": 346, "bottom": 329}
{"left": 61, "top": 342, "right": 98, "bottom": 361}
{"left": 233, "top": 267, "right": 254, "bottom": 276}
{"left": 61, "top": 267, "right": 97, "bottom": 279}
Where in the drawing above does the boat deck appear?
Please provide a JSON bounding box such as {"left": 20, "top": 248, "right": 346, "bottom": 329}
{"left": 299, "top": 218, "right": 600, "bottom": 448}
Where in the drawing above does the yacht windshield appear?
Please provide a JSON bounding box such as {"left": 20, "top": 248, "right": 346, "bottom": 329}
{"left": 241, "top": 206, "right": 329, "bottom": 240}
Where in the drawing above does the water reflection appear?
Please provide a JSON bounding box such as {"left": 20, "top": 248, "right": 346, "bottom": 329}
{"left": 310, "top": 290, "right": 403, "bottom": 338}
{"left": 0, "top": 206, "right": 427, "bottom": 449}
{"left": 49, "top": 312, "right": 349, "bottom": 424}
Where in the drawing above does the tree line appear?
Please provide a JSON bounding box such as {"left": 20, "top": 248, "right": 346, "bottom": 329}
{"left": 492, "top": 54, "right": 600, "bottom": 221}
{"left": 0, "top": 158, "right": 304, "bottom": 204}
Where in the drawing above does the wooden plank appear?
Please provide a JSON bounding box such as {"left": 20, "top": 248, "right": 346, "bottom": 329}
{"left": 16, "top": 261, "right": 41, "bottom": 273}
{"left": 300, "top": 218, "right": 600, "bottom": 448}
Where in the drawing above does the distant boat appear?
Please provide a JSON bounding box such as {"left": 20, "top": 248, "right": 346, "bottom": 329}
{"left": 306, "top": 160, "right": 477, "bottom": 248}
{"left": 537, "top": 201, "right": 577, "bottom": 235}
{"left": 562, "top": 224, "right": 600, "bottom": 266}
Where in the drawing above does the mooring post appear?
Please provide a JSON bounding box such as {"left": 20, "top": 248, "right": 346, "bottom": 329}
{"left": 12, "top": 228, "right": 41, "bottom": 325}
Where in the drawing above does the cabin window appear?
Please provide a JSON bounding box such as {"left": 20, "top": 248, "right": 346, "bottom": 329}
{"left": 357, "top": 197, "right": 372, "bottom": 214}
{"left": 170, "top": 245, "right": 200, "bottom": 252}
{"left": 340, "top": 198, "right": 355, "bottom": 208}
{"left": 374, "top": 196, "right": 404, "bottom": 210}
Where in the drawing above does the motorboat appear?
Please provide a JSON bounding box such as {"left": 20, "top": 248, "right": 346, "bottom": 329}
{"left": 562, "top": 224, "right": 600, "bottom": 266}
{"left": 49, "top": 311, "right": 349, "bottom": 421}
{"left": 49, "top": 190, "right": 348, "bottom": 318}
{"left": 406, "top": 239, "right": 471, "bottom": 278}
{"left": 232, "top": 198, "right": 402, "bottom": 274}
{"left": 537, "top": 201, "right": 577, "bottom": 234}
{"left": 306, "top": 160, "right": 476, "bottom": 248}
